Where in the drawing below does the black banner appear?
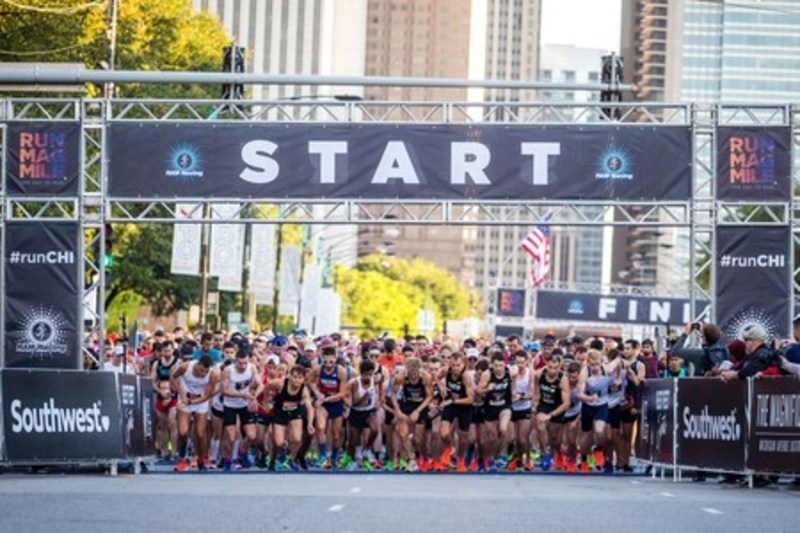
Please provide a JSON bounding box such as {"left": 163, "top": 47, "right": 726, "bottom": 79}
{"left": 1, "top": 369, "right": 123, "bottom": 461}
{"left": 535, "top": 290, "right": 706, "bottom": 325}
{"left": 118, "top": 375, "right": 156, "bottom": 457}
{"left": 4, "top": 222, "right": 81, "bottom": 369}
{"left": 637, "top": 379, "right": 675, "bottom": 464}
{"left": 717, "top": 127, "right": 792, "bottom": 202}
{"left": 4, "top": 121, "right": 81, "bottom": 196}
{"left": 715, "top": 226, "right": 791, "bottom": 343}
{"left": 749, "top": 378, "right": 800, "bottom": 473}
{"left": 108, "top": 123, "right": 692, "bottom": 201}
{"left": 677, "top": 379, "right": 747, "bottom": 471}
{"left": 497, "top": 288, "right": 526, "bottom": 317}
{"left": 495, "top": 325, "right": 524, "bottom": 339}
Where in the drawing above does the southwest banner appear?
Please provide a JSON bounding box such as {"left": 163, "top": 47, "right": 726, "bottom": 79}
{"left": 108, "top": 123, "right": 693, "bottom": 201}
{"left": 715, "top": 226, "right": 791, "bottom": 343}
{"left": 535, "top": 290, "right": 705, "bottom": 326}
{"left": 4, "top": 222, "right": 82, "bottom": 369}
{"left": 676, "top": 379, "right": 748, "bottom": 471}
{"left": 4, "top": 121, "right": 81, "bottom": 196}
{"left": 717, "top": 126, "right": 792, "bottom": 201}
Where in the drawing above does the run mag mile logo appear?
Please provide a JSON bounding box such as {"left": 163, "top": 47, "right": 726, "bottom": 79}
{"left": 165, "top": 144, "right": 204, "bottom": 179}
{"left": 727, "top": 134, "right": 776, "bottom": 186}
{"left": 16, "top": 130, "right": 68, "bottom": 183}
{"left": 595, "top": 145, "right": 634, "bottom": 180}
{"left": 13, "top": 305, "right": 69, "bottom": 357}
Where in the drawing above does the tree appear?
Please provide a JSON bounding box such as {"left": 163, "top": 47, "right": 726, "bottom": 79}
{"left": 0, "top": 0, "right": 230, "bottom": 98}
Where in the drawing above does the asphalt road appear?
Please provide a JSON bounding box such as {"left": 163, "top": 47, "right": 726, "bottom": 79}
{"left": 0, "top": 472, "right": 798, "bottom": 533}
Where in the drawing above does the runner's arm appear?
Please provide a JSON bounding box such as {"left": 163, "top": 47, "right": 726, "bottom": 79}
{"left": 170, "top": 363, "right": 189, "bottom": 403}
{"left": 323, "top": 367, "right": 349, "bottom": 403}
{"left": 454, "top": 372, "right": 474, "bottom": 405}
{"left": 195, "top": 370, "right": 220, "bottom": 404}
{"left": 548, "top": 377, "right": 571, "bottom": 419}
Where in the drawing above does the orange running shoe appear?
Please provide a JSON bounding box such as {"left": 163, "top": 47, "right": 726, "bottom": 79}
{"left": 566, "top": 461, "right": 577, "bottom": 473}
{"left": 507, "top": 457, "right": 519, "bottom": 472}
{"left": 469, "top": 459, "right": 478, "bottom": 472}
{"left": 456, "top": 458, "right": 467, "bottom": 473}
{"left": 579, "top": 461, "right": 589, "bottom": 473}
{"left": 174, "top": 459, "right": 189, "bottom": 472}
{"left": 593, "top": 450, "right": 605, "bottom": 469}
{"left": 523, "top": 458, "right": 533, "bottom": 472}
{"left": 440, "top": 447, "right": 453, "bottom": 466}
{"left": 554, "top": 454, "right": 565, "bottom": 470}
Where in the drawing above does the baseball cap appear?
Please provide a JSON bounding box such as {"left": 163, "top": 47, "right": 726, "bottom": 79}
{"left": 466, "top": 348, "right": 480, "bottom": 359}
{"left": 543, "top": 335, "right": 556, "bottom": 346}
{"left": 524, "top": 341, "right": 541, "bottom": 352}
{"left": 741, "top": 324, "right": 767, "bottom": 342}
{"left": 265, "top": 355, "right": 280, "bottom": 366}
{"left": 269, "top": 335, "right": 287, "bottom": 347}
{"left": 292, "top": 329, "right": 307, "bottom": 339}
{"left": 304, "top": 342, "right": 318, "bottom": 352}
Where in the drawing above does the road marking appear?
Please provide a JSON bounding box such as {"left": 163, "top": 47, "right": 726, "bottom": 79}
{"left": 630, "top": 481, "right": 641, "bottom": 485}
{"left": 702, "top": 508, "right": 723, "bottom": 515}
{"left": 659, "top": 492, "right": 675, "bottom": 498}
{"left": 328, "top": 504, "right": 345, "bottom": 512}
{"left": 350, "top": 487, "right": 362, "bottom": 493}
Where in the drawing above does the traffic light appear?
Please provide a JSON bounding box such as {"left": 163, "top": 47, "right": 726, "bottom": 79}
{"left": 103, "top": 223, "right": 114, "bottom": 268}
{"left": 600, "top": 53, "right": 623, "bottom": 121}
{"left": 221, "top": 45, "right": 245, "bottom": 100}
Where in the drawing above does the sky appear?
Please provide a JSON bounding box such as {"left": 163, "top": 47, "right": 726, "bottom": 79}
{"left": 540, "top": 0, "right": 622, "bottom": 52}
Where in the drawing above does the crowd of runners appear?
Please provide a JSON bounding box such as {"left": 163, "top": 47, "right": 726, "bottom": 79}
{"left": 112, "top": 328, "right": 665, "bottom": 474}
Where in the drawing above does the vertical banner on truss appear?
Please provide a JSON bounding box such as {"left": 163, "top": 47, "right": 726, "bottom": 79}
{"left": 715, "top": 226, "right": 791, "bottom": 342}
{"left": 4, "top": 121, "right": 81, "bottom": 196}
{"left": 250, "top": 225, "right": 276, "bottom": 304}
{"left": 170, "top": 203, "right": 202, "bottom": 276}
{"left": 278, "top": 246, "right": 301, "bottom": 316}
{"left": 209, "top": 203, "right": 244, "bottom": 292}
{"left": 4, "top": 222, "right": 81, "bottom": 369}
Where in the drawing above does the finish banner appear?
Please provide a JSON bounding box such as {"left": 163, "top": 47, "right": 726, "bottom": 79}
{"left": 748, "top": 378, "right": 800, "bottom": 473}
{"left": 717, "top": 126, "right": 792, "bottom": 202}
{"left": 676, "top": 379, "right": 747, "bottom": 471}
{"left": 715, "top": 226, "right": 791, "bottom": 343}
{"left": 4, "top": 222, "right": 81, "bottom": 369}
{"left": 535, "top": 290, "right": 704, "bottom": 325}
{"left": 637, "top": 378, "right": 675, "bottom": 465}
{"left": 108, "top": 123, "right": 692, "bottom": 201}
{"left": 1, "top": 369, "right": 123, "bottom": 461}
{"left": 4, "top": 121, "right": 81, "bottom": 196}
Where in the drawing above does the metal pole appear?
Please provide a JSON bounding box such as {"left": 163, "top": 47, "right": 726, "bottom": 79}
{"left": 199, "top": 206, "right": 210, "bottom": 328}
{"left": 104, "top": 0, "right": 118, "bottom": 99}
{"left": 272, "top": 223, "right": 283, "bottom": 334}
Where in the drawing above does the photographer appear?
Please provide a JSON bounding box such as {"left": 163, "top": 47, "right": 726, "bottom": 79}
{"left": 720, "top": 325, "right": 776, "bottom": 382}
{"left": 669, "top": 322, "right": 727, "bottom": 376}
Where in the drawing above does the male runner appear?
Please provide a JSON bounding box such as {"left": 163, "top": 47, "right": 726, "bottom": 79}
{"left": 509, "top": 349, "right": 535, "bottom": 471}
{"left": 477, "top": 352, "right": 513, "bottom": 471}
{"left": 308, "top": 345, "right": 348, "bottom": 469}
{"left": 438, "top": 351, "right": 474, "bottom": 472}
{"left": 533, "top": 353, "right": 571, "bottom": 470}
{"left": 620, "top": 339, "right": 645, "bottom": 472}
{"left": 391, "top": 357, "right": 433, "bottom": 472}
{"left": 346, "top": 359, "right": 382, "bottom": 470}
{"left": 170, "top": 355, "right": 219, "bottom": 471}
{"left": 577, "top": 349, "right": 624, "bottom": 472}
{"left": 221, "top": 349, "right": 262, "bottom": 470}
{"left": 267, "top": 365, "right": 315, "bottom": 471}
{"left": 151, "top": 342, "right": 179, "bottom": 459}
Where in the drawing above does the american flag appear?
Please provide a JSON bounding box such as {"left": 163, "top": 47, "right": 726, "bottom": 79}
{"left": 520, "top": 217, "right": 552, "bottom": 288}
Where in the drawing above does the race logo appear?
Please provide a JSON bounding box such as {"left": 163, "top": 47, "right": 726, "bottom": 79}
{"left": 17, "top": 130, "right": 68, "bottom": 183}
{"left": 14, "top": 305, "right": 69, "bottom": 357}
{"left": 10, "top": 398, "right": 112, "bottom": 434}
{"left": 727, "top": 134, "right": 776, "bottom": 185}
{"left": 567, "top": 299, "right": 584, "bottom": 315}
{"left": 723, "top": 307, "right": 780, "bottom": 344}
{"left": 165, "top": 144, "right": 204, "bottom": 179}
{"left": 595, "top": 145, "right": 634, "bottom": 180}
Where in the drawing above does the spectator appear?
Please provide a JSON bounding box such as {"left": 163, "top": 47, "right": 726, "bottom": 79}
{"left": 669, "top": 322, "right": 727, "bottom": 376}
{"left": 638, "top": 339, "right": 660, "bottom": 379}
{"left": 720, "top": 324, "right": 774, "bottom": 382}
{"left": 661, "top": 354, "right": 686, "bottom": 378}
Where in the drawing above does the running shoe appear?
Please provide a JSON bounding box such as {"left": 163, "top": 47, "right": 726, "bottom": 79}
{"left": 488, "top": 461, "right": 498, "bottom": 473}
{"left": 469, "top": 459, "right": 479, "bottom": 472}
{"left": 566, "top": 461, "right": 577, "bottom": 473}
{"left": 530, "top": 450, "right": 542, "bottom": 464}
{"left": 361, "top": 459, "right": 374, "bottom": 471}
{"left": 440, "top": 447, "right": 453, "bottom": 466}
{"left": 523, "top": 458, "right": 533, "bottom": 472}
{"left": 346, "top": 461, "right": 358, "bottom": 472}
{"left": 507, "top": 457, "right": 519, "bottom": 472}
{"left": 587, "top": 453, "right": 597, "bottom": 470}
{"left": 407, "top": 459, "right": 419, "bottom": 473}
{"left": 240, "top": 454, "right": 253, "bottom": 469}
{"left": 432, "top": 459, "right": 446, "bottom": 472}
{"left": 384, "top": 459, "right": 395, "bottom": 472}
{"left": 197, "top": 461, "right": 208, "bottom": 473}
{"left": 222, "top": 459, "right": 233, "bottom": 472}
{"left": 338, "top": 454, "right": 352, "bottom": 469}
{"left": 298, "top": 456, "right": 309, "bottom": 471}
{"left": 495, "top": 455, "right": 508, "bottom": 469}
{"left": 289, "top": 461, "right": 301, "bottom": 472}
{"left": 174, "top": 459, "right": 189, "bottom": 472}
{"left": 276, "top": 459, "right": 290, "bottom": 471}
{"left": 399, "top": 458, "right": 409, "bottom": 471}
{"left": 418, "top": 458, "right": 430, "bottom": 473}
{"left": 319, "top": 457, "right": 332, "bottom": 470}
{"left": 315, "top": 456, "right": 328, "bottom": 469}
{"left": 540, "top": 453, "right": 553, "bottom": 471}
{"left": 554, "top": 454, "right": 565, "bottom": 471}
{"left": 456, "top": 458, "right": 467, "bottom": 473}
{"left": 371, "top": 459, "right": 382, "bottom": 470}
{"left": 190, "top": 457, "right": 198, "bottom": 469}
{"left": 593, "top": 450, "right": 605, "bottom": 469}
{"left": 579, "top": 461, "right": 590, "bottom": 473}
{"left": 216, "top": 458, "right": 226, "bottom": 470}
{"left": 602, "top": 462, "right": 614, "bottom": 474}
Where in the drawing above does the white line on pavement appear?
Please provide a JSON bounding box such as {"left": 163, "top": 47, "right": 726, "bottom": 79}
{"left": 660, "top": 492, "right": 675, "bottom": 498}
{"left": 702, "top": 508, "right": 723, "bottom": 515}
{"left": 328, "top": 504, "right": 345, "bottom": 512}
{"left": 350, "top": 487, "right": 362, "bottom": 493}
{"left": 630, "top": 481, "right": 641, "bottom": 485}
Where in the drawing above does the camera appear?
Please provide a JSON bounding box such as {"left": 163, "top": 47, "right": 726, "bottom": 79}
{"left": 691, "top": 322, "right": 701, "bottom": 331}
{"left": 758, "top": 340, "right": 787, "bottom": 367}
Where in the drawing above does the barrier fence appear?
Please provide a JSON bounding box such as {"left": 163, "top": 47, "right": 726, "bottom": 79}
{"left": 0, "top": 369, "right": 154, "bottom": 465}
{"left": 638, "top": 377, "right": 800, "bottom": 480}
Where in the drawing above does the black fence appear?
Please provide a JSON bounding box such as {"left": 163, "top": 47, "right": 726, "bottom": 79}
{"left": 638, "top": 377, "right": 800, "bottom": 476}
{"left": 0, "top": 369, "right": 154, "bottom": 463}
